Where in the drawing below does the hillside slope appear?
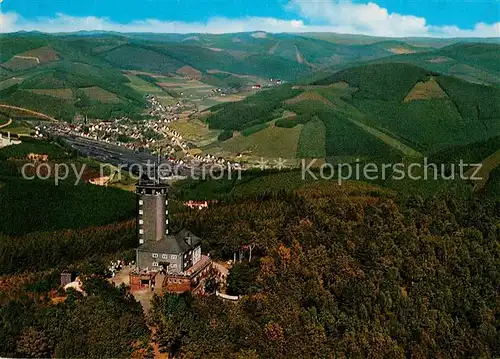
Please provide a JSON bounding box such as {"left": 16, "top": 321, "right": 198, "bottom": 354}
{"left": 208, "top": 63, "right": 500, "bottom": 160}
{"left": 336, "top": 43, "right": 500, "bottom": 86}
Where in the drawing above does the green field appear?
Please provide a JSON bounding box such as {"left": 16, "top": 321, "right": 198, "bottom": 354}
{"left": 168, "top": 118, "right": 220, "bottom": 146}
{"left": 80, "top": 86, "right": 120, "bottom": 103}
{"left": 484, "top": 166, "right": 500, "bottom": 198}
{"left": 125, "top": 73, "right": 166, "bottom": 94}
{"left": 206, "top": 124, "right": 303, "bottom": 160}
{"left": 27, "top": 88, "right": 74, "bottom": 100}
{"left": 241, "top": 123, "right": 269, "bottom": 136}
{"left": 466, "top": 149, "right": 500, "bottom": 191}
{"left": 0, "top": 77, "right": 24, "bottom": 91}
{"left": 0, "top": 120, "right": 32, "bottom": 135}
{"left": 206, "top": 85, "right": 301, "bottom": 130}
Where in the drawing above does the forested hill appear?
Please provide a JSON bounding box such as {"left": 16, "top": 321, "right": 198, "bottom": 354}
{"left": 146, "top": 182, "right": 500, "bottom": 358}
{"left": 206, "top": 63, "right": 500, "bottom": 160}
{"left": 1, "top": 178, "right": 499, "bottom": 357}
{"left": 313, "top": 42, "right": 500, "bottom": 86}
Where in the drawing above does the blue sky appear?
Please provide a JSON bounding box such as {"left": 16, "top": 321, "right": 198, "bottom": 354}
{"left": 0, "top": 0, "right": 499, "bottom": 37}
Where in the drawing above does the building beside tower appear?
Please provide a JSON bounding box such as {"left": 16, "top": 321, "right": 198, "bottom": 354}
{"left": 131, "top": 172, "right": 211, "bottom": 293}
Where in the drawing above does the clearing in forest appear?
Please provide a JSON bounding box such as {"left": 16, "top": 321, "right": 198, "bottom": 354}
{"left": 28, "top": 88, "right": 74, "bottom": 100}
{"left": 286, "top": 91, "right": 335, "bottom": 107}
{"left": 80, "top": 87, "right": 121, "bottom": 103}
{"left": 403, "top": 78, "right": 448, "bottom": 103}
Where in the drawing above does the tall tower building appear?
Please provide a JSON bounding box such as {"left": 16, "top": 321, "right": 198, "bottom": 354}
{"left": 135, "top": 170, "right": 203, "bottom": 274}
{"left": 135, "top": 173, "right": 169, "bottom": 245}
{"left": 133, "top": 167, "right": 212, "bottom": 293}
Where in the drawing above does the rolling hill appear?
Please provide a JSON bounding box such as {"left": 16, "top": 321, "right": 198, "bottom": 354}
{"left": 316, "top": 43, "right": 500, "bottom": 86}
{"left": 206, "top": 63, "right": 500, "bottom": 162}
{"left": 0, "top": 31, "right": 498, "bottom": 160}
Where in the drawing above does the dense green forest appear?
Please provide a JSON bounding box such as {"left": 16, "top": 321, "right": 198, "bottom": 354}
{"left": 0, "top": 277, "right": 150, "bottom": 358}
{"left": 206, "top": 85, "right": 301, "bottom": 131}
{"left": 159, "top": 184, "right": 500, "bottom": 357}
{"left": 0, "top": 139, "right": 136, "bottom": 236}
{"left": 0, "top": 175, "right": 135, "bottom": 236}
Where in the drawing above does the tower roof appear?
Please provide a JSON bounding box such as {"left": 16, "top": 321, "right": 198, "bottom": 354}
{"left": 135, "top": 172, "right": 168, "bottom": 193}
{"left": 137, "top": 229, "right": 201, "bottom": 255}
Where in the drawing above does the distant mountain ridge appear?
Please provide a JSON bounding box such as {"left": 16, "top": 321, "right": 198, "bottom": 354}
{"left": 0, "top": 31, "right": 498, "bottom": 123}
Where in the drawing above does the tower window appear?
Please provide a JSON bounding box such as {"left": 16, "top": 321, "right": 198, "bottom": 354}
{"left": 171, "top": 254, "right": 177, "bottom": 260}
{"left": 139, "top": 210, "right": 143, "bottom": 215}
{"left": 139, "top": 200, "right": 143, "bottom": 205}
{"left": 139, "top": 229, "right": 144, "bottom": 234}
{"left": 152, "top": 253, "right": 158, "bottom": 258}
{"left": 152, "top": 262, "right": 158, "bottom": 267}
{"left": 139, "top": 219, "right": 144, "bottom": 225}
{"left": 139, "top": 239, "right": 144, "bottom": 244}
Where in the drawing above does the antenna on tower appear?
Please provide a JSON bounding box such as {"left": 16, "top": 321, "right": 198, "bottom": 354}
{"left": 156, "top": 151, "right": 161, "bottom": 183}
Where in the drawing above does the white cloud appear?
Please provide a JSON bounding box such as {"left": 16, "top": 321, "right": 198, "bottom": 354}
{"left": 0, "top": 1, "right": 498, "bottom": 38}
{"left": 287, "top": 0, "right": 499, "bottom": 37}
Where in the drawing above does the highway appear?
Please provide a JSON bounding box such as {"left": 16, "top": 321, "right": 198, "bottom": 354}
{"left": 55, "top": 133, "right": 194, "bottom": 178}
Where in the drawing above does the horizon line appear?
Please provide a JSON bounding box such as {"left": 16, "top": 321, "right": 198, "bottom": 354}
{"left": 3, "top": 30, "right": 500, "bottom": 40}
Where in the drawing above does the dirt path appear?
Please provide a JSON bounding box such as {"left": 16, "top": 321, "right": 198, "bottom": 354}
{"left": 13, "top": 55, "right": 40, "bottom": 64}
{"left": 0, "top": 104, "right": 57, "bottom": 122}
{"left": 467, "top": 148, "right": 500, "bottom": 192}
{"left": 330, "top": 95, "right": 423, "bottom": 158}
{"left": 345, "top": 117, "right": 423, "bottom": 158}
{"left": 295, "top": 45, "right": 304, "bottom": 64}
{"left": 0, "top": 118, "right": 12, "bottom": 129}
{"left": 268, "top": 41, "right": 281, "bottom": 54}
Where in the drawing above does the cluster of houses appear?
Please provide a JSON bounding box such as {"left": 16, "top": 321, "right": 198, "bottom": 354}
{"left": 206, "top": 87, "right": 239, "bottom": 98}
{"left": 249, "top": 79, "right": 283, "bottom": 91}
{"left": 187, "top": 153, "right": 241, "bottom": 169}
{"left": 43, "top": 116, "right": 167, "bottom": 151}
{"left": 146, "top": 95, "right": 189, "bottom": 119}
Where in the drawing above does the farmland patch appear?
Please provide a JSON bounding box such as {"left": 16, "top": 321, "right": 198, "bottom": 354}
{"left": 286, "top": 91, "right": 335, "bottom": 107}
{"left": 388, "top": 47, "right": 416, "bottom": 55}
{"left": 23, "top": 46, "right": 59, "bottom": 63}
{"left": 27, "top": 88, "right": 74, "bottom": 100}
{"left": 176, "top": 65, "right": 202, "bottom": 79}
{"left": 207, "top": 124, "right": 302, "bottom": 159}
{"left": 80, "top": 86, "right": 121, "bottom": 103}
{"left": 403, "top": 78, "right": 448, "bottom": 103}
{"left": 2, "top": 57, "right": 38, "bottom": 71}
{"left": 168, "top": 118, "right": 220, "bottom": 146}
{"left": 0, "top": 77, "right": 23, "bottom": 91}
